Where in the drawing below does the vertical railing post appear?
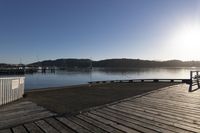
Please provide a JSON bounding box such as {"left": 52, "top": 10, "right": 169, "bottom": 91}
{"left": 197, "top": 71, "right": 200, "bottom": 88}
{"left": 190, "top": 71, "right": 193, "bottom": 85}
{"left": 189, "top": 71, "right": 193, "bottom": 92}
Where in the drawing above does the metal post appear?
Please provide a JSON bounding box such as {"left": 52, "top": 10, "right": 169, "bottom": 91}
{"left": 197, "top": 71, "right": 200, "bottom": 88}
{"left": 189, "top": 71, "right": 193, "bottom": 92}
{"left": 190, "top": 71, "right": 193, "bottom": 84}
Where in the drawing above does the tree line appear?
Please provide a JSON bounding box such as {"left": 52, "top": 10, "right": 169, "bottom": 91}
{"left": 26, "top": 58, "right": 200, "bottom": 68}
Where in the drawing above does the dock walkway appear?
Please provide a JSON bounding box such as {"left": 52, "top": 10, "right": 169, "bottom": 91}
{"left": 1, "top": 84, "right": 200, "bottom": 133}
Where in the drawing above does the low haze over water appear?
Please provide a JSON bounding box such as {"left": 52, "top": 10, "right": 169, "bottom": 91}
{"left": 25, "top": 67, "right": 199, "bottom": 90}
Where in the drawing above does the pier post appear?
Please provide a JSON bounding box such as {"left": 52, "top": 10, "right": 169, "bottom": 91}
{"left": 197, "top": 71, "right": 200, "bottom": 88}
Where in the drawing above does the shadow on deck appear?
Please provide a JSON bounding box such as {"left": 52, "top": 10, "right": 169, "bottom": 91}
{"left": 1, "top": 84, "right": 200, "bottom": 133}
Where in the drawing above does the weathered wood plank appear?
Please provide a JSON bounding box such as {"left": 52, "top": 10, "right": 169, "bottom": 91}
{"left": 56, "top": 117, "right": 91, "bottom": 133}
{"left": 118, "top": 102, "right": 200, "bottom": 127}
{"left": 0, "top": 104, "right": 43, "bottom": 115}
{"left": 77, "top": 115, "right": 124, "bottom": 133}
{"left": 90, "top": 110, "right": 158, "bottom": 133}
{"left": 122, "top": 102, "right": 200, "bottom": 121}
{"left": 132, "top": 97, "right": 200, "bottom": 113}
{"left": 84, "top": 112, "right": 140, "bottom": 133}
{"left": 141, "top": 96, "right": 200, "bottom": 109}
{"left": 109, "top": 105, "right": 200, "bottom": 132}
{"left": 24, "top": 122, "right": 44, "bottom": 133}
{"left": 134, "top": 96, "right": 200, "bottom": 111}
{"left": 98, "top": 108, "right": 175, "bottom": 133}
{"left": 146, "top": 94, "right": 200, "bottom": 105}
{"left": 0, "top": 102, "right": 37, "bottom": 113}
{"left": 12, "top": 126, "right": 27, "bottom": 133}
{"left": 127, "top": 100, "right": 200, "bottom": 119}
{"left": 35, "top": 120, "right": 59, "bottom": 133}
{"left": 45, "top": 117, "right": 76, "bottom": 133}
{"left": 107, "top": 106, "right": 195, "bottom": 133}
{"left": 68, "top": 116, "right": 107, "bottom": 133}
{"left": 102, "top": 107, "right": 190, "bottom": 133}
{"left": 0, "top": 107, "right": 46, "bottom": 121}
{"left": 0, "top": 111, "right": 54, "bottom": 129}
{"left": 0, "top": 129, "right": 12, "bottom": 133}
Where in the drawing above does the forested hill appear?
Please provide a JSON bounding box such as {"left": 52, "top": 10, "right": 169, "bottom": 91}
{"left": 28, "top": 59, "right": 200, "bottom": 68}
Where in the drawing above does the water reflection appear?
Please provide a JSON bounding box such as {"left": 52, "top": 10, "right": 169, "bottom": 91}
{"left": 25, "top": 67, "right": 200, "bottom": 90}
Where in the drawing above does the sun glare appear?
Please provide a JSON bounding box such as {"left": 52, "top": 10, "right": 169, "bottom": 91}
{"left": 176, "top": 25, "right": 200, "bottom": 46}
{"left": 168, "top": 23, "right": 200, "bottom": 60}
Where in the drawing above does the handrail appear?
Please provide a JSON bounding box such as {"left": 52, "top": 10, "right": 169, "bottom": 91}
{"left": 190, "top": 71, "right": 200, "bottom": 89}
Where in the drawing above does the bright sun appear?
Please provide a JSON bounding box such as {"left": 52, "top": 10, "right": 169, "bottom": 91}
{"left": 168, "top": 23, "right": 200, "bottom": 60}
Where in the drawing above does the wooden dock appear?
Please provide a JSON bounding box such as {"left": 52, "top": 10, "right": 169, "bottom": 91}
{"left": 1, "top": 84, "right": 200, "bottom": 133}
{"left": 0, "top": 101, "right": 56, "bottom": 131}
{"left": 89, "top": 79, "right": 191, "bottom": 84}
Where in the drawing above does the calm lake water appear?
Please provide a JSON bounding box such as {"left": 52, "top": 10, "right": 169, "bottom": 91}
{"left": 25, "top": 67, "right": 200, "bottom": 90}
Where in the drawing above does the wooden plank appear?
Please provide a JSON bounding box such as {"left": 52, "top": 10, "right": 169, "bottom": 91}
{"left": 45, "top": 117, "right": 75, "bottom": 133}
{"left": 12, "top": 126, "right": 27, "bottom": 133}
{"left": 146, "top": 94, "right": 200, "bottom": 105}
{"left": 141, "top": 96, "right": 200, "bottom": 109}
{"left": 109, "top": 105, "right": 200, "bottom": 132}
{"left": 90, "top": 110, "right": 158, "bottom": 133}
{"left": 122, "top": 101, "right": 200, "bottom": 122}
{"left": 107, "top": 106, "right": 195, "bottom": 133}
{"left": 0, "top": 129, "right": 12, "bottom": 133}
{"left": 35, "top": 120, "right": 59, "bottom": 133}
{"left": 84, "top": 112, "right": 140, "bottom": 133}
{"left": 0, "top": 111, "right": 54, "bottom": 129}
{"left": 68, "top": 116, "right": 107, "bottom": 133}
{"left": 97, "top": 108, "right": 175, "bottom": 133}
{"left": 0, "top": 107, "right": 45, "bottom": 121}
{"left": 102, "top": 107, "right": 191, "bottom": 133}
{"left": 146, "top": 88, "right": 200, "bottom": 95}
{"left": 141, "top": 96, "right": 200, "bottom": 111}
{"left": 134, "top": 96, "right": 200, "bottom": 110}
{"left": 146, "top": 91, "right": 200, "bottom": 99}
{"left": 24, "top": 122, "right": 44, "bottom": 133}
{"left": 132, "top": 97, "right": 200, "bottom": 113}
{"left": 151, "top": 92, "right": 200, "bottom": 100}
{"left": 56, "top": 117, "right": 91, "bottom": 133}
{"left": 0, "top": 104, "right": 43, "bottom": 115}
{"left": 128, "top": 99, "right": 200, "bottom": 118}
{"left": 117, "top": 103, "right": 200, "bottom": 128}
{"left": 77, "top": 115, "right": 124, "bottom": 133}
{"left": 0, "top": 102, "right": 39, "bottom": 114}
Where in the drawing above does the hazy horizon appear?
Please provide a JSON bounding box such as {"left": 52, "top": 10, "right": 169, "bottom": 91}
{"left": 1, "top": 0, "right": 200, "bottom": 64}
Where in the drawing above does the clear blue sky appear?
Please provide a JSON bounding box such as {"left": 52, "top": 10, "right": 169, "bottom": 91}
{"left": 0, "top": 0, "right": 200, "bottom": 64}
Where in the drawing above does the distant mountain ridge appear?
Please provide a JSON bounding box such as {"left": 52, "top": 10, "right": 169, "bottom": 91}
{"left": 27, "top": 58, "right": 200, "bottom": 68}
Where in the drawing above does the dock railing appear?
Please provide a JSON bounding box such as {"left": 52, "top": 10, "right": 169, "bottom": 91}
{"left": 89, "top": 78, "right": 190, "bottom": 85}
{"left": 0, "top": 76, "right": 25, "bottom": 106}
{"left": 190, "top": 71, "right": 200, "bottom": 88}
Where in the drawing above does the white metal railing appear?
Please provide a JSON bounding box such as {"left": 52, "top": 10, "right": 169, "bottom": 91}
{"left": 190, "top": 71, "right": 200, "bottom": 90}
{"left": 0, "top": 76, "right": 25, "bottom": 105}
